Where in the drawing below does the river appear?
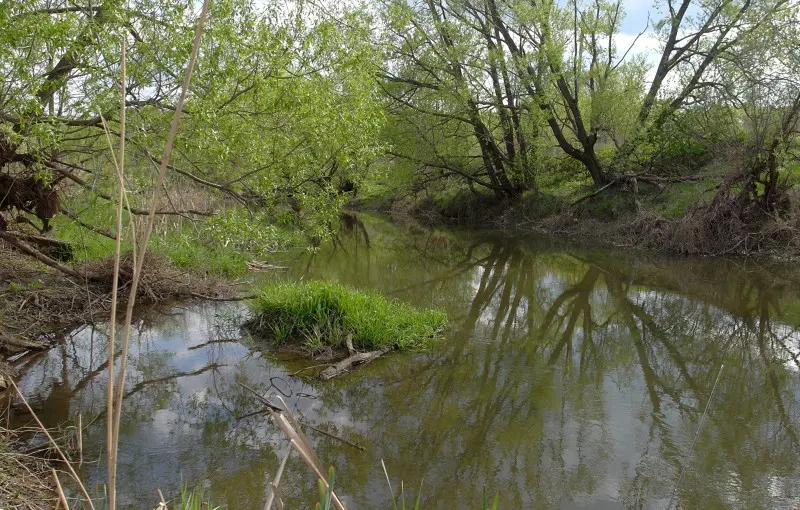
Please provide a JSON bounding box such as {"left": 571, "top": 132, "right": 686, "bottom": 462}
{"left": 12, "top": 215, "right": 800, "bottom": 509}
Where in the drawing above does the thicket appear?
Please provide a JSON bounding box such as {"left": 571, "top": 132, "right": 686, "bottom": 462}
{"left": 0, "top": 0, "right": 799, "bottom": 271}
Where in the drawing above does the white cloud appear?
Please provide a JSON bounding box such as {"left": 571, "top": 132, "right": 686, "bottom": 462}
{"left": 614, "top": 31, "right": 661, "bottom": 84}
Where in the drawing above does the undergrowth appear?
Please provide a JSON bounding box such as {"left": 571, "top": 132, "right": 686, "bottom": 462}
{"left": 246, "top": 281, "right": 448, "bottom": 352}
{"left": 52, "top": 213, "right": 302, "bottom": 278}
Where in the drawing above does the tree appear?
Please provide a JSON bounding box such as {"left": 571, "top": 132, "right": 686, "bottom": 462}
{"left": 380, "top": 0, "right": 538, "bottom": 199}
{"left": 381, "top": 0, "right": 791, "bottom": 190}
{"left": 0, "top": 0, "right": 384, "bottom": 245}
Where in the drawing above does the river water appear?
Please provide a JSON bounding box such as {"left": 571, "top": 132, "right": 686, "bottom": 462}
{"left": 12, "top": 215, "right": 800, "bottom": 509}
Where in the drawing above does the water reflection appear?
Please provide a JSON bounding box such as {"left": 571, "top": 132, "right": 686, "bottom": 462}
{"left": 11, "top": 216, "right": 800, "bottom": 509}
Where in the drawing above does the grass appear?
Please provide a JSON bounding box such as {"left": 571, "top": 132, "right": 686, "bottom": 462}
{"left": 153, "top": 484, "right": 221, "bottom": 510}
{"left": 0, "top": 430, "right": 55, "bottom": 509}
{"left": 246, "top": 281, "right": 448, "bottom": 352}
{"left": 51, "top": 207, "right": 301, "bottom": 278}
{"left": 150, "top": 230, "right": 251, "bottom": 278}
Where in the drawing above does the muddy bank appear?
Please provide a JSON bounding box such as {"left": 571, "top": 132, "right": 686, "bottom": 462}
{"left": 0, "top": 248, "right": 240, "bottom": 381}
{"left": 364, "top": 190, "right": 800, "bottom": 259}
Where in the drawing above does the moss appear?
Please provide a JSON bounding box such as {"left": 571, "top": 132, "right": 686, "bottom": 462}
{"left": 246, "top": 281, "right": 448, "bottom": 352}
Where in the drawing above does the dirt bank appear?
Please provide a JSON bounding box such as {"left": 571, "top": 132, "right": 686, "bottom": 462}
{"left": 0, "top": 248, "right": 242, "bottom": 384}
{"left": 370, "top": 188, "right": 800, "bottom": 260}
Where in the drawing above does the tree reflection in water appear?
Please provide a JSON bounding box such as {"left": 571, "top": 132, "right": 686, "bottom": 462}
{"left": 11, "top": 216, "right": 800, "bottom": 509}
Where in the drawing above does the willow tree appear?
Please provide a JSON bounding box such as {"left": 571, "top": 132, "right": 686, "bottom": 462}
{"left": 0, "top": 0, "right": 383, "bottom": 248}
{"left": 380, "top": 0, "right": 539, "bottom": 200}
{"left": 381, "top": 0, "right": 792, "bottom": 190}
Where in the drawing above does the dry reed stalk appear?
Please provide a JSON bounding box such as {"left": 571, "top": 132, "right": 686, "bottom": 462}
{"left": 9, "top": 380, "right": 94, "bottom": 509}
{"left": 106, "top": 3, "right": 210, "bottom": 509}
{"left": 269, "top": 396, "right": 346, "bottom": 510}
{"left": 264, "top": 440, "right": 293, "bottom": 510}
{"left": 76, "top": 413, "right": 83, "bottom": 467}
{"left": 52, "top": 469, "right": 69, "bottom": 509}
{"left": 103, "top": 34, "right": 126, "bottom": 510}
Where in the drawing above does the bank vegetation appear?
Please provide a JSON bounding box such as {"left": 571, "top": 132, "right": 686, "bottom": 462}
{"left": 1, "top": 0, "right": 800, "bottom": 504}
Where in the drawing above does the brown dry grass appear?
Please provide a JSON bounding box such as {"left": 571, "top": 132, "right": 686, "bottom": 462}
{"left": 0, "top": 247, "right": 237, "bottom": 356}
{"left": 0, "top": 424, "right": 58, "bottom": 510}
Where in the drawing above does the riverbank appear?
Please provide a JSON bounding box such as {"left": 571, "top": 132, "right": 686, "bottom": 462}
{"left": 0, "top": 425, "right": 56, "bottom": 509}
{"left": 0, "top": 247, "right": 245, "bottom": 507}
{"left": 358, "top": 173, "right": 800, "bottom": 259}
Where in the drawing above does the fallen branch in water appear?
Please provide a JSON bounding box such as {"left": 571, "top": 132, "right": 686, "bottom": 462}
{"left": 188, "top": 337, "right": 243, "bottom": 350}
{"left": 237, "top": 381, "right": 365, "bottom": 452}
{"left": 319, "top": 348, "right": 391, "bottom": 381}
{"left": 187, "top": 292, "right": 257, "bottom": 302}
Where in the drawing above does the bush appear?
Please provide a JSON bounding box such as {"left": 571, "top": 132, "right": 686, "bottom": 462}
{"left": 246, "top": 281, "right": 448, "bottom": 352}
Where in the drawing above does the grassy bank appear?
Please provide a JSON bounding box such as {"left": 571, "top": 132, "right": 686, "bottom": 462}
{"left": 357, "top": 161, "right": 800, "bottom": 258}
{"left": 246, "top": 281, "right": 448, "bottom": 352}
{"left": 51, "top": 203, "right": 305, "bottom": 278}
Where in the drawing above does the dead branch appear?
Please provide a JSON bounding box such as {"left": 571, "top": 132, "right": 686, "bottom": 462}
{"left": 319, "top": 348, "right": 391, "bottom": 380}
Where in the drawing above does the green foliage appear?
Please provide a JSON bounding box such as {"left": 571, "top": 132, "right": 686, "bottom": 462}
{"left": 315, "top": 467, "right": 336, "bottom": 510}
{"left": 576, "top": 188, "right": 636, "bottom": 221}
{"left": 537, "top": 157, "right": 594, "bottom": 198}
{"left": 1, "top": 0, "right": 385, "bottom": 256}
{"left": 247, "top": 281, "right": 448, "bottom": 351}
{"left": 151, "top": 483, "right": 220, "bottom": 510}
{"left": 150, "top": 231, "right": 251, "bottom": 278}
{"left": 482, "top": 488, "right": 500, "bottom": 510}
{"left": 635, "top": 114, "right": 713, "bottom": 174}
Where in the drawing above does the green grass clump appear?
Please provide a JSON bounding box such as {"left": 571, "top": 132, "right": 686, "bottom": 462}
{"left": 247, "top": 281, "right": 448, "bottom": 352}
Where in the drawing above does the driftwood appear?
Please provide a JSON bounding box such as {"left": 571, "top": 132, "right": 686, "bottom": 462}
{"left": 319, "top": 348, "right": 390, "bottom": 380}
{"left": 0, "top": 331, "right": 50, "bottom": 354}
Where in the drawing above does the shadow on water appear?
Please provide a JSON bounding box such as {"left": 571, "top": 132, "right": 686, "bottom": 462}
{"left": 10, "top": 214, "right": 800, "bottom": 509}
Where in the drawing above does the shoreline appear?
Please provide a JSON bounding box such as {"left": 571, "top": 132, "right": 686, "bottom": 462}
{"left": 353, "top": 191, "right": 800, "bottom": 262}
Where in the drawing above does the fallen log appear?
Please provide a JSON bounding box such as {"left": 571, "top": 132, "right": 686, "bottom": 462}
{"left": 319, "top": 348, "right": 390, "bottom": 380}
{"left": 12, "top": 232, "right": 73, "bottom": 261}
{"left": 0, "top": 331, "right": 50, "bottom": 354}
{"left": 0, "top": 231, "right": 82, "bottom": 279}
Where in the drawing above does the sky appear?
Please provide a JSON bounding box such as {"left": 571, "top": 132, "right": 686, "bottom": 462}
{"left": 619, "top": 0, "right": 655, "bottom": 34}
{"left": 615, "top": 0, "right": 665, "bottom": 79}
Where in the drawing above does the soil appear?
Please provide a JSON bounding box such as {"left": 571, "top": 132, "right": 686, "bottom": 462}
{"left": 372, "top": 190, "right": 800, "bottom": 260}
{"left": 0, "top": 247, "right": 241, "bottom": 379}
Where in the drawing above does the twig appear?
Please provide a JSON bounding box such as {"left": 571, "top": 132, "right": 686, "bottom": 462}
{"left": 103, "top": 33, "right": 126, "bottom": 510}
{"left": 10, "top": 380, "right": 95, "bottom": 509}
{"left": 187, "top": 292, "right": 257, "bottom": 302}
{"left": 237, "top": 381, "right": 365, "bottom": 451}
{"left": 52, "top": 469, "right": 69, "bottom": 510}
{"left": 302, "top": 422, "right": 366, "bottom": 452}
{"left": 107, "top": 3, "right": 209, "bottom": 508}
{"left": 667, "top": 363, "right": 725, "bottom": 510}
{"left": 264, "top": 441, "right": 292, "bottom": 510}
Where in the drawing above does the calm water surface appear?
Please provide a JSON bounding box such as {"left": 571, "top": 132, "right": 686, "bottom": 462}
{"left": 12, "top": 216, "right": 800, "bottom": 509}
